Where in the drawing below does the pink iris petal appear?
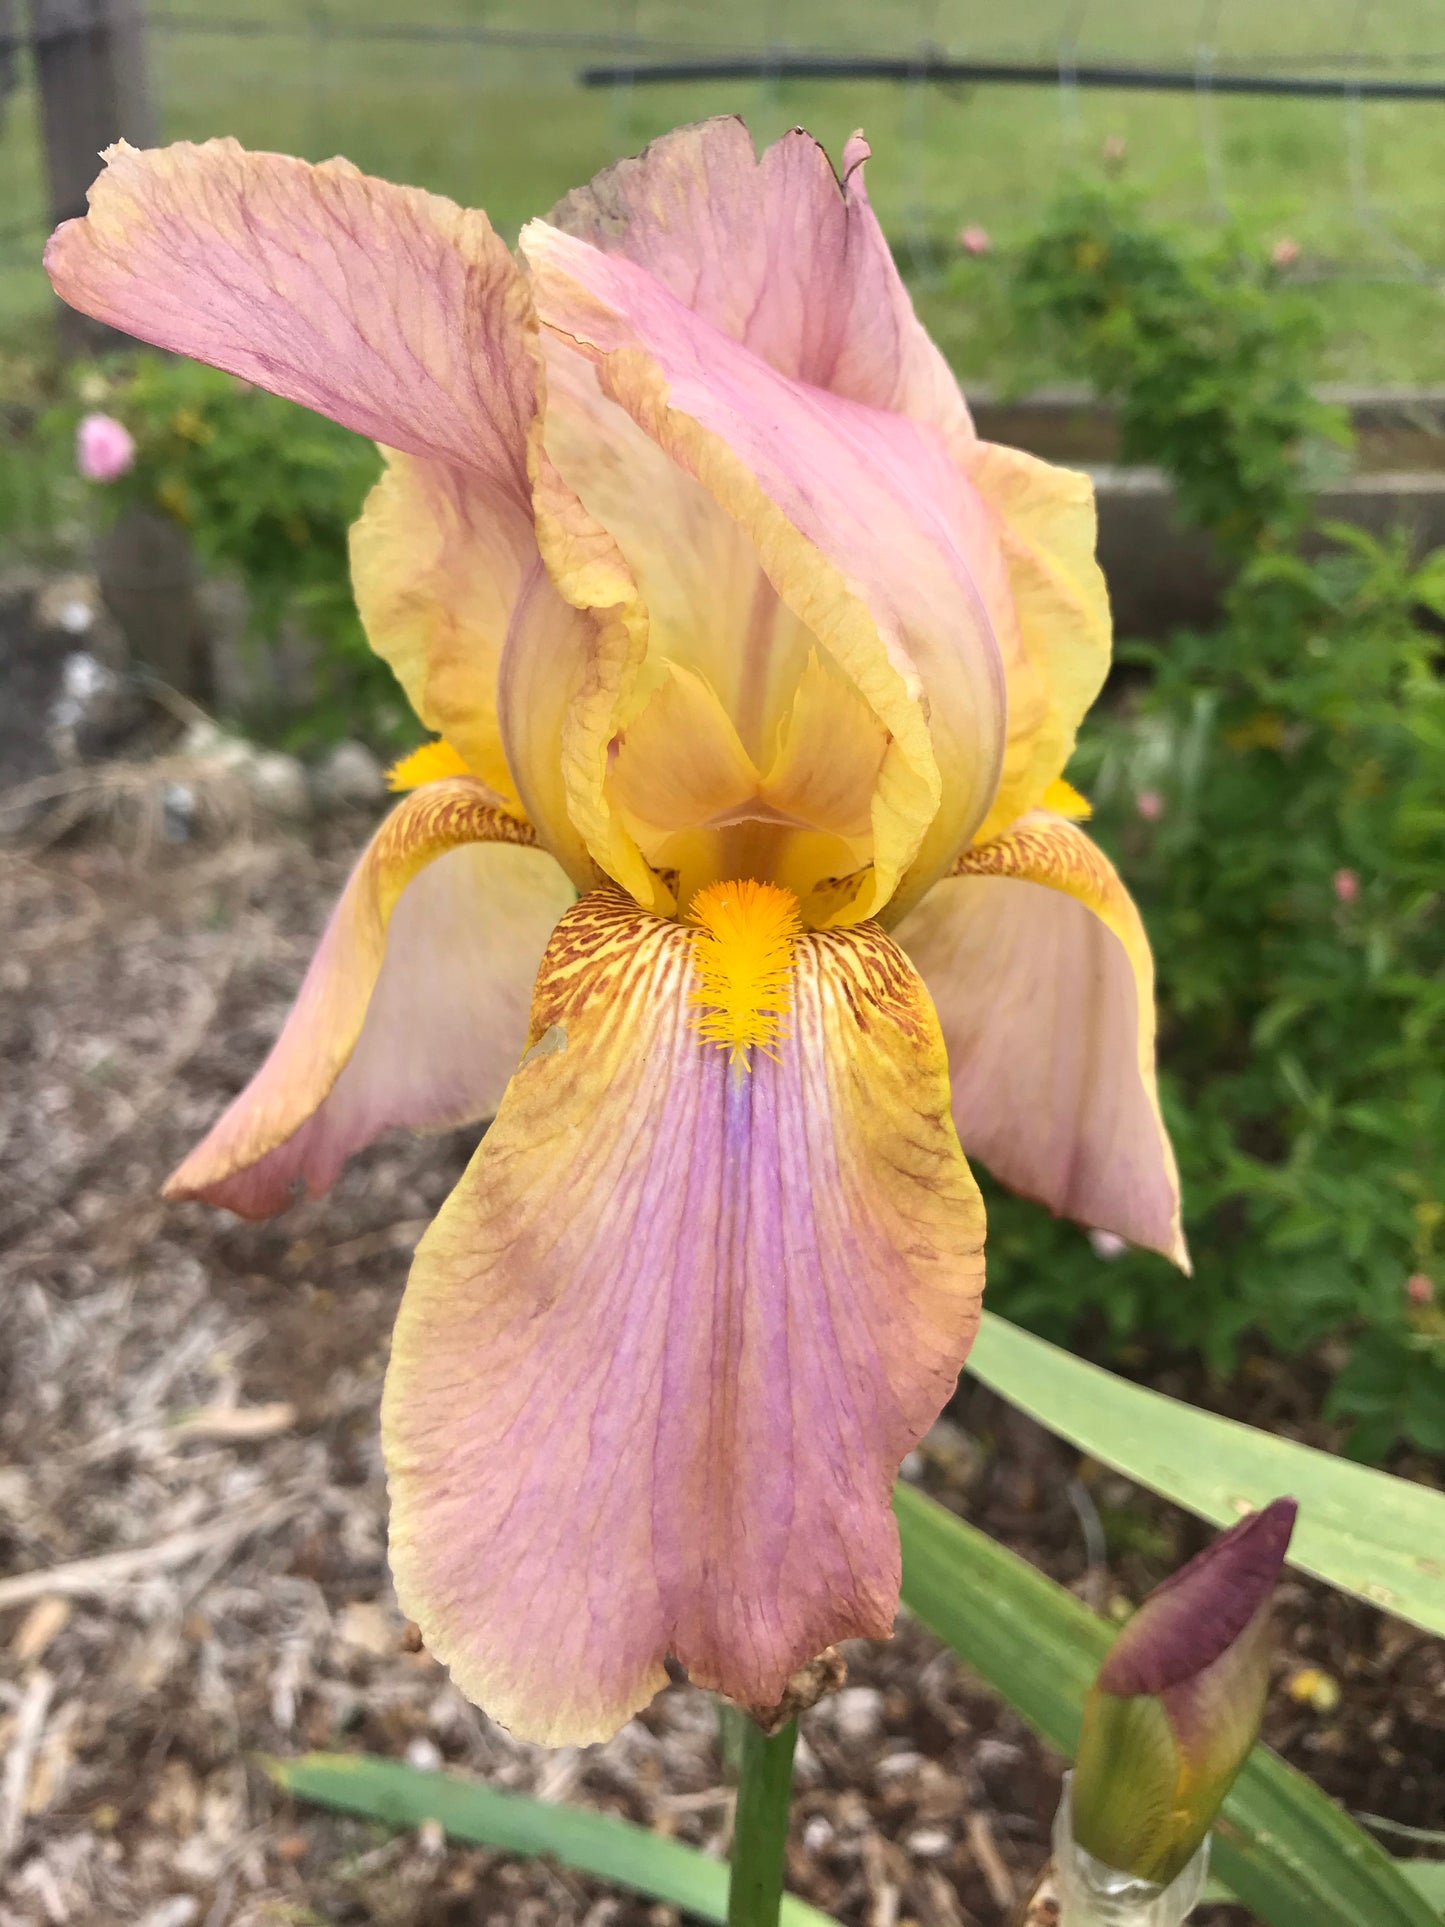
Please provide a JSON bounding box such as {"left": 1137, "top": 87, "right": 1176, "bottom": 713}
{"left": 44, "top": 140, "right": 618, "bottom": 896}
{"left": 46, "top": 140, "right": 535, "bottom": 483}
{"left": 550, "top": 117, "right": 975, "bottom": 452}
{"left": 384, "top": 889, "right": 985, "bottom": 1743}
{"left": 896, "top": 809, "right": 1185, "bottom": 1264}
{"left": 165, "top": 779, "right": 574, "bottom": 1217}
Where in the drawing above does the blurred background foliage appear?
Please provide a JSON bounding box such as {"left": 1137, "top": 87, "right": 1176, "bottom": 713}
{"left": 5, "top": 354, "right": 396, "bottom": 750}
{"left": 977, "top": 192, "right": 1445, "bottom": 1461}
{"left": 0, "top": 151, "right": 1440, "bottom": 1459}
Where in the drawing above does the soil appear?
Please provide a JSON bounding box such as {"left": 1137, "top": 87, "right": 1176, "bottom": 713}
{"left": 0, "top": 796, "right": 1441, "bottom": 1927}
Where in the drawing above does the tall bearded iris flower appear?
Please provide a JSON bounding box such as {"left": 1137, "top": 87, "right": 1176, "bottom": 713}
{"left": 47, "top": 119, "right": 1186, "bottom": 1745}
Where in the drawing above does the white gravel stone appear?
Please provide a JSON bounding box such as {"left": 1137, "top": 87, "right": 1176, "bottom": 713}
{"left": 313, "top": 738, "right": 386, "bottom": 811}
{"left": 137, "top": 1901, "right": 200, "bottom": 1927}
{"left": 247, "top": 750, "right": 311, "bottom": 823}
{"left": 828, "top": 1685, "right": 885, "bottom": 1742}
{"left": 904, "top": 1826, "right": 953, "bottom": 1860}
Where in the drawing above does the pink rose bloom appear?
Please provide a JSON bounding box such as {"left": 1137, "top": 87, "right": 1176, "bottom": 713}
{"left": 959, "top": 224, "right": 991, "bottom": 256}
{"left": 1136, "top": 789, "right": 1165, "bottom": 822}
{"left": 76, "top": 411, "right": 136, "bottom": 481}
{"left": 1407, "top": 1273, "right": 1435, "bottom": 1307}
{"left": 1333, "top": 868, "right": 1359, "bottom": 904}
{"left": 1271, "top": 237, "right": 1301, "bottom": 268}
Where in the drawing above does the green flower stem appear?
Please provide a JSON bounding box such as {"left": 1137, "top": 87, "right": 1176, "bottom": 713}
{"left": 726, "top": 1717, "right": 798, "bottom": 1927}
{"left": 718, "top": 1699, "right": 750, "bottom": 1787}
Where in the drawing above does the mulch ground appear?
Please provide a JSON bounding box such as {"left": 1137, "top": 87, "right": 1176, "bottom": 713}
{"left": 1, "top": 795, "right": 1441, "bottom": 1927}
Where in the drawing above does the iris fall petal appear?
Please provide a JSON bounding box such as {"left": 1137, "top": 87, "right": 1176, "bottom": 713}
{"left": 165, "top": 780, "right": 573, "bottom": 1217}
{"left": 895, "top": 810, "right": 1186, "bottom": 1265}
{"left": 384, "top": 888, "right": 985, "bottom": 1743}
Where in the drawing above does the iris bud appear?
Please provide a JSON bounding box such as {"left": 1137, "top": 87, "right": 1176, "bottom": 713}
{"left": 1072, "top": 1498, "right": 1297, "bottom": 1885}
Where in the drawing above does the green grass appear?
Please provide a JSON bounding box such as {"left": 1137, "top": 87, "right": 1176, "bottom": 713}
{"left": 4, "top": 0, "right": 1445, "bottom": 382}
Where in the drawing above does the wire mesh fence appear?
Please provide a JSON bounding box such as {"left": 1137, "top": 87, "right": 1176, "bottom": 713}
{"left": 3, "top": 1, "right": 1445, "bottom": 376}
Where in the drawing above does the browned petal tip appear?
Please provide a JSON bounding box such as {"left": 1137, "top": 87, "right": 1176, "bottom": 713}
{"left": 743, "top": 1646, "right": 849, "bottom": 1734}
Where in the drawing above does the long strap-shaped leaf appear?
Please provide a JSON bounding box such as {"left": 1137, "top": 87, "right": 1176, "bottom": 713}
{"left": 967, "top": 1311, "right": 1445, "bottom": 1637}
{"left": 264, "top": 1753, "right": 839, "bottom": 1927}
{"left": 895, "top": 1480, "right": 1439, "bottom": 1927}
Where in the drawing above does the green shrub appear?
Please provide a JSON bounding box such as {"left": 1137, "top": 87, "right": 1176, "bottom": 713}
{"left": 49, "top": 353, "right": 403, "bottom": 752}
{"left": 0, "top": 349, "right": 77, "bottom": 561}
{"left": 1010, "top": 186, "right": 1350, "bottom": 554}
{"left": 984, "top": 193, "right": 1445, "bottom": 1458}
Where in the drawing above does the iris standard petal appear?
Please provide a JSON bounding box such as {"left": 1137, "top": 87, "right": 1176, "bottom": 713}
{"left": 496, "top": 523, "right": 655, "bottom": 907}
{"left": 383, "top": 887, "right": 985, "bottom": 1744}
{"left": 608, "top": 662, "right": 759, "bottom": 834}
{"left": 45, "top": 139, "right": 537, "bottom": 482}
{"left": 549, "top": 116, "right": 974, "bottom": 448}
{"left": 351, "top": 454, "right": 532, "bottom": 807}
{"left": 538, "top": 336, "right": 817, "bottom": 778}
{"left": 522, "top": 223, "right": 1009, "bottom": 922}
{"left": 47, "top": 142, "right": 559, "bottom": 827}
{"left": 895, "top": 810, "right": 1186, "bottom": 1265}
{"left": 963, "top": 443, "right": 1113, "bottom": 844}
{"left": 534, "top": 337, "right": 823, "bottom": 914}
{"left": 165, "top": 779, "right": 574, "bottom": 1218}
{"left": 549, "top": 126, "right": 1111, "bottom": 875}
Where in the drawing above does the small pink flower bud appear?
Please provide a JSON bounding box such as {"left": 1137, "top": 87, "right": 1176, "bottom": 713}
{"left": 1407, "top": 1273, "right": 1435, "bottom": 1307}
{"left": 1333, "top": 868, "right": 1359, "bottom": 904}
{"left": 1271, "top": 236, "right": 1301, "bottom": 268}
{"left": 1135, "top": 789, "right": 1165, "bottom": 822}
{"left": 76, "top": 412, "right": 136, "bottom": 482}
{"left": 958, "top": 225, "right": 991, "bottom": 256}
{"left": 1073, "top": 1498, "right": 1296, "bottom": 1885}
{"left": 1089, "top": 1229, "right": 1128, "bottom": 1260}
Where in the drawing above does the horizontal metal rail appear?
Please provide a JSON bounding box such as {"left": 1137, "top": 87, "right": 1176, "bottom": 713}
{"left": 580, "top": 54, "right": 1445, "bottom": 101}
